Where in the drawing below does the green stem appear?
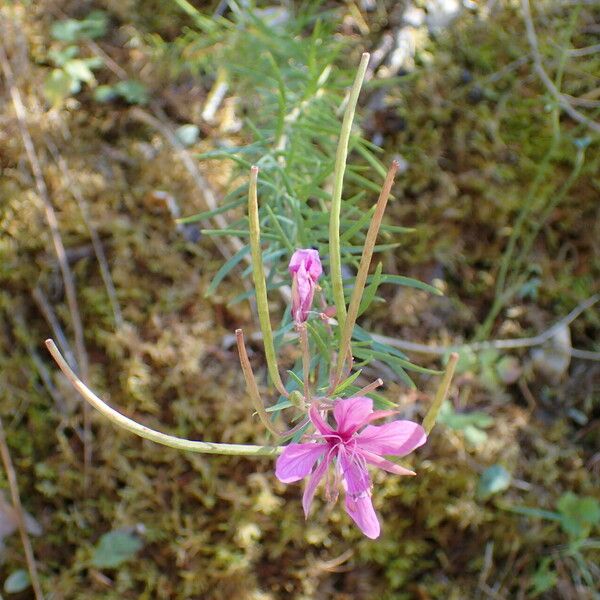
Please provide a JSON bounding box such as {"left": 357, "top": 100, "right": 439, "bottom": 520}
{"left": 422, "top": 353, "right": 459, "bottom": 434}
{"left": 328, "top": 52, "right": 370, "bottom": 334}
{"left": 248, "top": 166, "right": 288, "bottom": 397}
{"left": 45, "top": 339, "right": 281, "bottom": 457}
{"left": 333, "top": 160, "right": 398, "bottom": 387}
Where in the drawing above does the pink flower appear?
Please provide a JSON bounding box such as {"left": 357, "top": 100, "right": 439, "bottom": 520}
{"left": 275, "top": 396, "right": 427, "bottom": 538}
{"left": 288, "top": 249, "right": 322, "bottom": 324}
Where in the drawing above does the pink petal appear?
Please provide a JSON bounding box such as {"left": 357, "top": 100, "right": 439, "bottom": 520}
{"left": 275, "top": 443, "right": 326, "bottom": 483}
{"left": 289, "top": 249, "right": 322, "bottom": 281}
{"left": 308, "top": 404, "right": 335, "bottom": 436}
{"left": 302, "top": 455, "right": 329, "bottom": 517}
{"left": 339, "top": 448, "right": 371, "bottom": 494}
{"left": 333, "top": 396, "right": 373, "bottom": 435}
{"left": 359, "top": 448, "right": 416, "bottom": 476}
{"left": 356, "top": 421, "right": 427, "bottom": 457}
{"left": 345, "top": 492, "right": 380, "bottom": 539}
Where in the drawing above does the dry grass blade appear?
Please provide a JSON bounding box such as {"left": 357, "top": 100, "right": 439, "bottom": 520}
{"left": 235, "top": 329, "right": 282, "bottom": 437}
{"left": 0, "top": 28, "right": 91, "bottom": 477}
{"left": 0, "top": 417, "right": 45, "bottom": 600}
{"left": 45, "top": 138, "right": 124, "bottom": 329}
{"left": 521, "top": 0, "right": 600, "bottom": 134}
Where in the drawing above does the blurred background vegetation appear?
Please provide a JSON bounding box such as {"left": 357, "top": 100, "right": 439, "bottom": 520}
{"left": 0, "top": 0, "right": 599, "bottom": 598}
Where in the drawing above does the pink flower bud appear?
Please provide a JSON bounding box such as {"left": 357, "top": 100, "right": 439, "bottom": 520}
{"left": 288, "top": 249, "right": 322, "bottom": 324}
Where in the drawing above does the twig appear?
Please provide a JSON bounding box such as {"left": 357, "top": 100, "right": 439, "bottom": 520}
{"left": 334, "top": 160, "right": 398, "bottom": 387}
{"left": 45, "top": 139, "right": 124, "bottom": 329}
{"left": 235, "top": 329, "right": 282, "bottom": 437}
{"left": 0, "top": 417, "right": 45, "bottom": 600}
{"left": 32, "top": 286, "right": 77, "bottom": 371}
{"left": 0, "top": 31, "right": 91, "bottom": 475}
{"left": 45, "top": 339, "right": 281, "bottom": 457}
{"left": 521, "top": 0, "right": 600, "bottom": 134}
{"left": 371, "top": 293, "right": 600, "bottom": 357}
{"left": 567, "top": 42, "right": 600, "bottom": 57}
{"left": 224, "top": 294, "right": 600, "bottom": 361}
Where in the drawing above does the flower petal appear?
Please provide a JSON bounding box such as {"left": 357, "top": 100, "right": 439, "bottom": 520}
{"left": 333, "top": 396, "right": 373, "bottom": 435}
{"left": 339, "top": 448, "right": 371, "bottom": 495}
{"left": 359, "top": 449, "right": 416, "bottom": 476}
{"left": 345, "top": 492, "right": 380, "bottom": 539}
{"left": 302, "top": 455, "right": 329, "bottom": 517}
{"left": 275, "top": 443, "right": 326, "bottom": 483}
{"left": 308, "top": 403, "right": 335, "bottom": 436}
{"left": 289, "top": 249, "right": 322, "bottom": 281}
{"left": 356, "top": 421, "right": 427, "bottom": 456}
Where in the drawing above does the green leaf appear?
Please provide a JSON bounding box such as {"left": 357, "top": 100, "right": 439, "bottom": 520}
{"left": 94, "top": 85, "right": 117, "bottom": 103}
{"left": 113, "top": 80, "right": 149, "bottom": 105}
{"left": 51, "top": 19, "right": 84, "bottom": 42}
{"left": 557, "top": 492, "right": 600, "bottom": 539}
{"left": 286, "top": 370, "right": 305, "bottom": 389}
{"left": 477, "top": 465, "right": 512, "bottom": 500}
{"left": 43, "top": 69, "right": 77, "bottom": 106}
{"left": 177, "top": 196, "right": 245, "bottom": 225}
{"left": 4, "top": 569, "right": 30, "bottom": 594}
{"left": 91, "top": 530, "right": 143, "bottom": 569}
{"left": 332, "top": 369, "right": 363, "bottom": 396}
{"left": 464, "top": 425, "right": 488, "bottom": 446}
{"left": 373, "top": 274, "right": 443, "bottom": 296}
{"left": 437, "top": 401, "right": 493, "bottom": 446}
{"left": 48, "top": 45, "right": 79, "bottom": 67}
{"left": 204, "top": 246, "right": 250, "bottom": 297}
{"left": 358, "top": 262, "right": 383, "bottom": 316}
{"left": 64, "top": 59, "right": 97, "bottom": 85}
{"left": 530, "top": 558, "right": 557, "bottom": 597}
{"left": 51, "top": 11, "right": 108, "bottom": 42}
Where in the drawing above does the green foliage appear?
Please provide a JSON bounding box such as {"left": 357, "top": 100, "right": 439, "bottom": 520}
{"left": 44, "top": 13, "right": 107, "bottom": 106}
{"left": 477, "top": 464, "right": 511, "bottom": 501}
{"left": 530, "top": 558, "right": 558, "bottom": 597}
{"left": 436, "top": 400, "right": 494, "bottom": 445}
{"left": 43, "top": 47, "right": 103, "bottom": 106}
{"left": 51, "top": 10, "right": 108, "bottom": 42}
{"left": 94, "top": 80, "right": 150, "bottom": 105}
{"left": 90, "top": 530, "right": 144, "bottom": 569}
{"left": 156, "top": 3, "right": 438, "bottom": 392}
{"left": 556, "top": 492, "right": 600, "bottom": 540}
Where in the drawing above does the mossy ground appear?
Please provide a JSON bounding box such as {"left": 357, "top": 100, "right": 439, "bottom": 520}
{"left": 0, "top": 1, "right": 598, "bottom": 599}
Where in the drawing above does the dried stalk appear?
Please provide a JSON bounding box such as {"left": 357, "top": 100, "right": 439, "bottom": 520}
{"left": 0, "top": 32, "right": 91, "bottom": 475}
{"left": 0, "top": 417, "right": 45, "bottom": 600}
{"left": 235, "top": 329, "right": 282, "bottom": 437}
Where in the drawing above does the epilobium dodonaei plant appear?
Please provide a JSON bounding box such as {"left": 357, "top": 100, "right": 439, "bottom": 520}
{"left": 45, "top": 53, "right": 458, "bottom": 538}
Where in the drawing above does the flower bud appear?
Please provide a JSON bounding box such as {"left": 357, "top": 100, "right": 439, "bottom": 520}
{"left": 288, "top": 249, "right": 322, "bottom": 324}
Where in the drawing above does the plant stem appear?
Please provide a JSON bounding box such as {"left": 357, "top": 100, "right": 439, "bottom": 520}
{"left": 0, "top": 417, "right": 45, "bottom": 600}
{"left": 422, "top": 352, "right": 459, "bottom": 434}
{"left": 45, "top": 340, "right": 281, "bottom": 457}
{"left": 333, "top": 160, "right": 398, "bottom": 387}
{"left": 248, "top": 166, "right": 288, "bottom": 397}
{"left": 328, "top": 52, "right": 370, "bottom": 334}
{"left": 236, "top": 329, "right": 282, "bottom": 437}
{"left": 298, "top": 324, "right": 312, "bottom": 402}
